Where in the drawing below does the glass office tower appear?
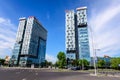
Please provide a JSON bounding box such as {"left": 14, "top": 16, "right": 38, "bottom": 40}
{"left": 65, "top": 7, "right": 90, "bottom": 62}
{"left": 76, "top": 7, "right": 90, "bottom": 62}
{"left": 10, "top": 16, "right": 47, "bottom": 67}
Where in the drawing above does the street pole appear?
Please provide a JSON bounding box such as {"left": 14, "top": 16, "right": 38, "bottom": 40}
{"left": 89, "top": 26, "right": 97, "bottom": 76}
{"left": 93, "top": 49, "right": 97, "bottom": 76}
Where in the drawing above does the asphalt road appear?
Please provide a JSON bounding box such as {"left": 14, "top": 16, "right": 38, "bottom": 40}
{"left": 0, "top": 68, "right": 120, "bottom": 80}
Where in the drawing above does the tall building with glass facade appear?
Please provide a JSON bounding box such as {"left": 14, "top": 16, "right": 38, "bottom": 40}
{"left": 10, "top": 16, "right": 47, "bottom": 67}
{"left": 76, "top": 7, "right": 90, "bottom": 62}
{"left": 65, "top": 7, "right": 90, "bottom": 62}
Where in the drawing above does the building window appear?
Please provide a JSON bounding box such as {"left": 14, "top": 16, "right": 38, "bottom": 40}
{"left": 68, "top": 27, "right": 70, "bottom": 29}
{"left": 68, "top": 39, "right": 70, "bottom": 41}
{"left": 82, "top": 11, "right": 84, "bottom": 14}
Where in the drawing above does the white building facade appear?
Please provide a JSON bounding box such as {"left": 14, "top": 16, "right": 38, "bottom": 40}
{"left": 65, "top": 10, "right": 77, "bottom": 60}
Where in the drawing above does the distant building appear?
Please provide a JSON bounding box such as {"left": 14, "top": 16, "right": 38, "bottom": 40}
{"left": 65, "top": 7, "right": 90, "bottom": 62}
{"left": 10, "top": 16, "right": 47, "bottom": 67}
{"left": 90, "top": 55, "right": 111, "bottom": 67}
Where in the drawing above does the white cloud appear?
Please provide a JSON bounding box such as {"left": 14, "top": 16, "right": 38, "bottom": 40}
{"left": 90, "top": 5, "right": 120, "bottom": 33}
{"left": 0, "top": 18, "right": 6, "bottom": 23}
{"left": 0, "top": 17, "right": 17, "bottom": 58}
{"left": 46, "top": 54, "right": 57, "bottom": 63}
{"left": 89, "top": 1, "right": 120, "bottom": 57}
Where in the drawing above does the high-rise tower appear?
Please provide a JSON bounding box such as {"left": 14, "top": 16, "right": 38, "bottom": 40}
{"left": 65, "top": 10, "right": 78, "bottom": 60}
{"left": 65, "top": 7, "right": 90, "bottom": 62}
{"left": 76, "top": 7, "right": 90, "bottom": 62}
{"left": 10, "top": 16, "right": 47, "bottom": 67}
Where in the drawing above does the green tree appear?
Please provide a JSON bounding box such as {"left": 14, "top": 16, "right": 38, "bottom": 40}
{"left": 47, "top": 61, "right": 52, "bottom": 66}
{"left": 97, "top": 59, "right": 105, "bottom": 68}
{"left": 78, "top": 59, "right": 89, "bottom": 67}
{"left": 55, "top": 61, "right": 60, "bottom": 67}
{"left": 0, "top": 58, "right": 5, "bottom": 65}
{"left": 110, "top": 57, "right": 120, "bottom": 69}
{"left": 40, "top": 60, "right": 53, "bottom": 68}
{"left": 44, "top": 60, "right": 48, "bottom": 67}
{"left": 57, "top": 52, "right": 66, "bottom": 68}
{"left": 71, "top": 59, "right": 79, "bottom": 66}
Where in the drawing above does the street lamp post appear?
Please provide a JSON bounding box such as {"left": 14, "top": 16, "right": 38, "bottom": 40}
{"left": 94, "top": 49, "right": 100, "bottom": 75}
{"left": 93, "top": 49, "right": 97, "bottom": 76}
{"left": 89, "top": 25, "right": 99, "bottom": 76}
{"left": 90, "top": 27, "right": 97, "bottom": 76}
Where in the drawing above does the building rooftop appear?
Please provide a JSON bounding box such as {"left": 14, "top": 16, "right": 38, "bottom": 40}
{"left": 65, "top": 10, "right": 74, "bottom": 13}
{"left": 76, "top": 6, "right": 87, "bottom": 10}
{"left": 29, "top": 16, "right": 47, "bottom": 33}
{"left": 19, "top": 17, "right": 26, "bottom": 21}
{"left": 19, "top": 16, "right": 47, "bottom": 32}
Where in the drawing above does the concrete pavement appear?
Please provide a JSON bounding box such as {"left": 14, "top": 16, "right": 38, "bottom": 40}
{"left": 0, "top": 68, "right": 120, "bottom": 80}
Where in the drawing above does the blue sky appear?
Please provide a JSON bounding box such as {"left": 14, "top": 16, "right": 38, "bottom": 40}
{"left": 0, "top": 0, "right": 120, "bottom": 63}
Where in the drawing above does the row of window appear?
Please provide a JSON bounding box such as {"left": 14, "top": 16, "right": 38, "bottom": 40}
{"left": 80, "top": 44, "right": 89, "bottom": 47}
{"left": 79, "top": 38, "right": 88, "bottom": 41}
{"left": 79, "top": 28, "right": 87, "bottom": 31}
{"left": 66, "top": 30, "right": 75, "bottom": 33}
{"left": 67, "top": 38, "right": 75, "bottom": 41}
{"left": 77, "top": 18, "right": 86, "bottom": 22}
{"left": 77, "top": 10, "right": 86, "bottom": 14}
{"left": 77, "top": 14, "right": 86, "bottom": 18}
{"left": 79, "top": 35, "right": 88, "bottom": 37}
{"left": 67, "top": 32, "right": 74, "bottom": 35}
{"left": 80, "top": 47, "right": 89, "bottom": 50}
{"left": 79, "top": 31, "right": 87, "bottom": 34}
{"left": 77, "top": 20, "right": 87, "bottom": 24}
{"left": 66, "top": 26, "right": 75, "bottom": 30}
{"left": 66, "top": 41, "right": 75, "bottom": 44}
{"left": 67, "top": 54, "right": 75, "bottom": 59}
{"left": 67, "top": 45, "right": 75, "bottom": 48}
{"left": 66, "top": 36, "right": 74, "bottom": 38}
{"left": 67, "top": 48, "right": 75, "bottom": 50}
{"left": 66, "top": 16, "right": 74, "bottom": 19}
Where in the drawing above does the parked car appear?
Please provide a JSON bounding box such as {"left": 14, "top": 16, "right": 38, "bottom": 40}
{"left": 70, "top": 66, "right": 81, "bottom": 70}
